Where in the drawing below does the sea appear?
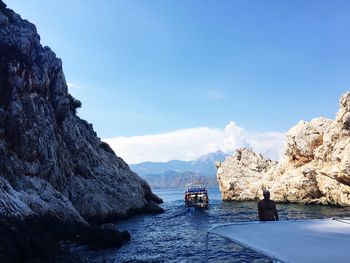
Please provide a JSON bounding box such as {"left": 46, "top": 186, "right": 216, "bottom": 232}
{"left": 33, "top": 187, "right": 350, "bottom": 263}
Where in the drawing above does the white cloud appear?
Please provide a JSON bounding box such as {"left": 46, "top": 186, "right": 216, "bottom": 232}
{"left": 67, "top": 82, "right": 83, "bottom": 91}
{"left": 67, "top": 82, "right": 76, "bottom": 89}
{"left": 67, "top": 82, "right": 84, "bottom": 97}
{"left": 103, "top": 121, "right": 286, "bottom": 164}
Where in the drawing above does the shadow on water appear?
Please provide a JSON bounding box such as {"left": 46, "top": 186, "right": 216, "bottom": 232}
{"left": 31, "top": 187, "right": 350, "bottom": 263}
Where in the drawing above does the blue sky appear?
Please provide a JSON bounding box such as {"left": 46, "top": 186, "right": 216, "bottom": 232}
{"left": 6, "top": 1, "right": 350, "bottom": 162}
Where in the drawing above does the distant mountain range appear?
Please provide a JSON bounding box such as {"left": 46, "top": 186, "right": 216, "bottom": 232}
{"left": 130, "top": 150, "right": 229, "bottom": 188}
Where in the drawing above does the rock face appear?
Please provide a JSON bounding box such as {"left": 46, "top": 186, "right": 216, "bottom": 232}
{"left": 0, "top": 1, "right": 162, "bottom": 260}
{"left": 217, "top": 148, "right": 277, "bottom": 201}
{"left": 217, "top": 92, "right": 350, "bottom": 206}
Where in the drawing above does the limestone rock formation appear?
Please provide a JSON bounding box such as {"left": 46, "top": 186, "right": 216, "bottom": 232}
{"left": 217, "top": 92, "right": 350, "bottom": 206}
{"left": 217, "top": 148, "right": 277, "bottom": 201}
{"left": 0, "top": 1, "right": 162, "bottom": 260}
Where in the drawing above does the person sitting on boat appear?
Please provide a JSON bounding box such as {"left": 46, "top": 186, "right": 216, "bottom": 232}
{"left": 258, "top": 189, "right": 279, "bottom": 221}
{"left": 185, "top": 193, "right": 190, "bottom": 205}
{"left": 198, "top": 196, "right": 203, "bottom": 203}
{"left": 194, "top": 194, "right": 198, "bottom": 203}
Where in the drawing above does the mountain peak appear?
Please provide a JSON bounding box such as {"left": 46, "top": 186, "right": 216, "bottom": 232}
{"left": 193, "top": 150, "right": 228, "bottom": 163}
{"left": 131, "top": 150, "right": 228, "bottom": 176}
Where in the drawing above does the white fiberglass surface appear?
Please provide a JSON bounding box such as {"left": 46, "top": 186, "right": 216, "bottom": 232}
{"left": 209, "top": 219, "right": 350, "bottom": 263}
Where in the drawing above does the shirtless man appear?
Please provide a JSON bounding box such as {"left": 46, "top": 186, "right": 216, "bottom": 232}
{"left": 258, "top": 190, "right": 279, "bottom": 221}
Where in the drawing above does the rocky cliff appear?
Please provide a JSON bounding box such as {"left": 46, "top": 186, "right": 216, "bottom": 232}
{"left": 217, "top": 92, "right": 350, "bottom": 206}
{"left": 0, "top": 1, "right": 162, "bottom": 261}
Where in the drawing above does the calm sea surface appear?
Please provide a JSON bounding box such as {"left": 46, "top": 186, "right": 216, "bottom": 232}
{"left": 34, "top": 187, "right": 350, "bottom": 262}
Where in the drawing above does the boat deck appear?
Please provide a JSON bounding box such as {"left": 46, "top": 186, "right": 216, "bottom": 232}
{"left": 207, "top": 218, "right": 350, "bottom": 263}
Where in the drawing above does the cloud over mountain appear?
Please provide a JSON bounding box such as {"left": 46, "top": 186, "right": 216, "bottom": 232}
{"left": 104, "top": 121, "right": 285, "bottom": 164}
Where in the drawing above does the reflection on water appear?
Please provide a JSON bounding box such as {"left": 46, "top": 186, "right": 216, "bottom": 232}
{"left": 32, "top": 187, "right": 350, "bottom": 263}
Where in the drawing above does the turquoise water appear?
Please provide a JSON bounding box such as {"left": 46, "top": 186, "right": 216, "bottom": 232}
{"left": 34, "top": 187, "right": 350, "bottom": 262}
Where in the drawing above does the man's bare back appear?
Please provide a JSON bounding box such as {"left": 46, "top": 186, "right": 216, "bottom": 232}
{"left": 258, "top": 190, "right": 279, "bottom": 221}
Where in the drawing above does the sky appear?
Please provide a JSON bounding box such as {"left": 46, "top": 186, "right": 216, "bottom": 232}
{"left": 6, "top": 0, "right": 350, "bottom": 163}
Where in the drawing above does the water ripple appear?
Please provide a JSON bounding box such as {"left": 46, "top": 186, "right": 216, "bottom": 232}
{"left": 32, "top": 187, "right": 350, "bottom": 262}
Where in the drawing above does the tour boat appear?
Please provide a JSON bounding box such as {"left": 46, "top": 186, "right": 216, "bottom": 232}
{"left": 184, "top": 183, "right": 209, "bottom": 208}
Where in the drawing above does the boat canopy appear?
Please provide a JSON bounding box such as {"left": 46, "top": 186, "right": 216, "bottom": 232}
{"left": 185, "top": 183, "right": 207, "bottom": 193}
{"left": 207, "top": 218, "right": 350, "bottom": 263}
{"left": 186, "top": 187, "right": 206, "bottom": 193}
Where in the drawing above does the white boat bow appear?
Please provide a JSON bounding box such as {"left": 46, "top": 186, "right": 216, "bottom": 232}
{"left": 206, "top": 218, "right": 350, "bottom": 263}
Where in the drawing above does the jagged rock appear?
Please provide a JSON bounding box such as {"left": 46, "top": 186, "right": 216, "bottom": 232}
{"left": 144, "top": 200, "right": 165, "bottom": 214}
{"left": 0, "top": 1, "right": 162, "bottom": 261}
{"left": 217, "top": 148, "right": 277, "bottom": 201}
{"left": 217, "top": 92, "right": 350, "bottom": 206}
